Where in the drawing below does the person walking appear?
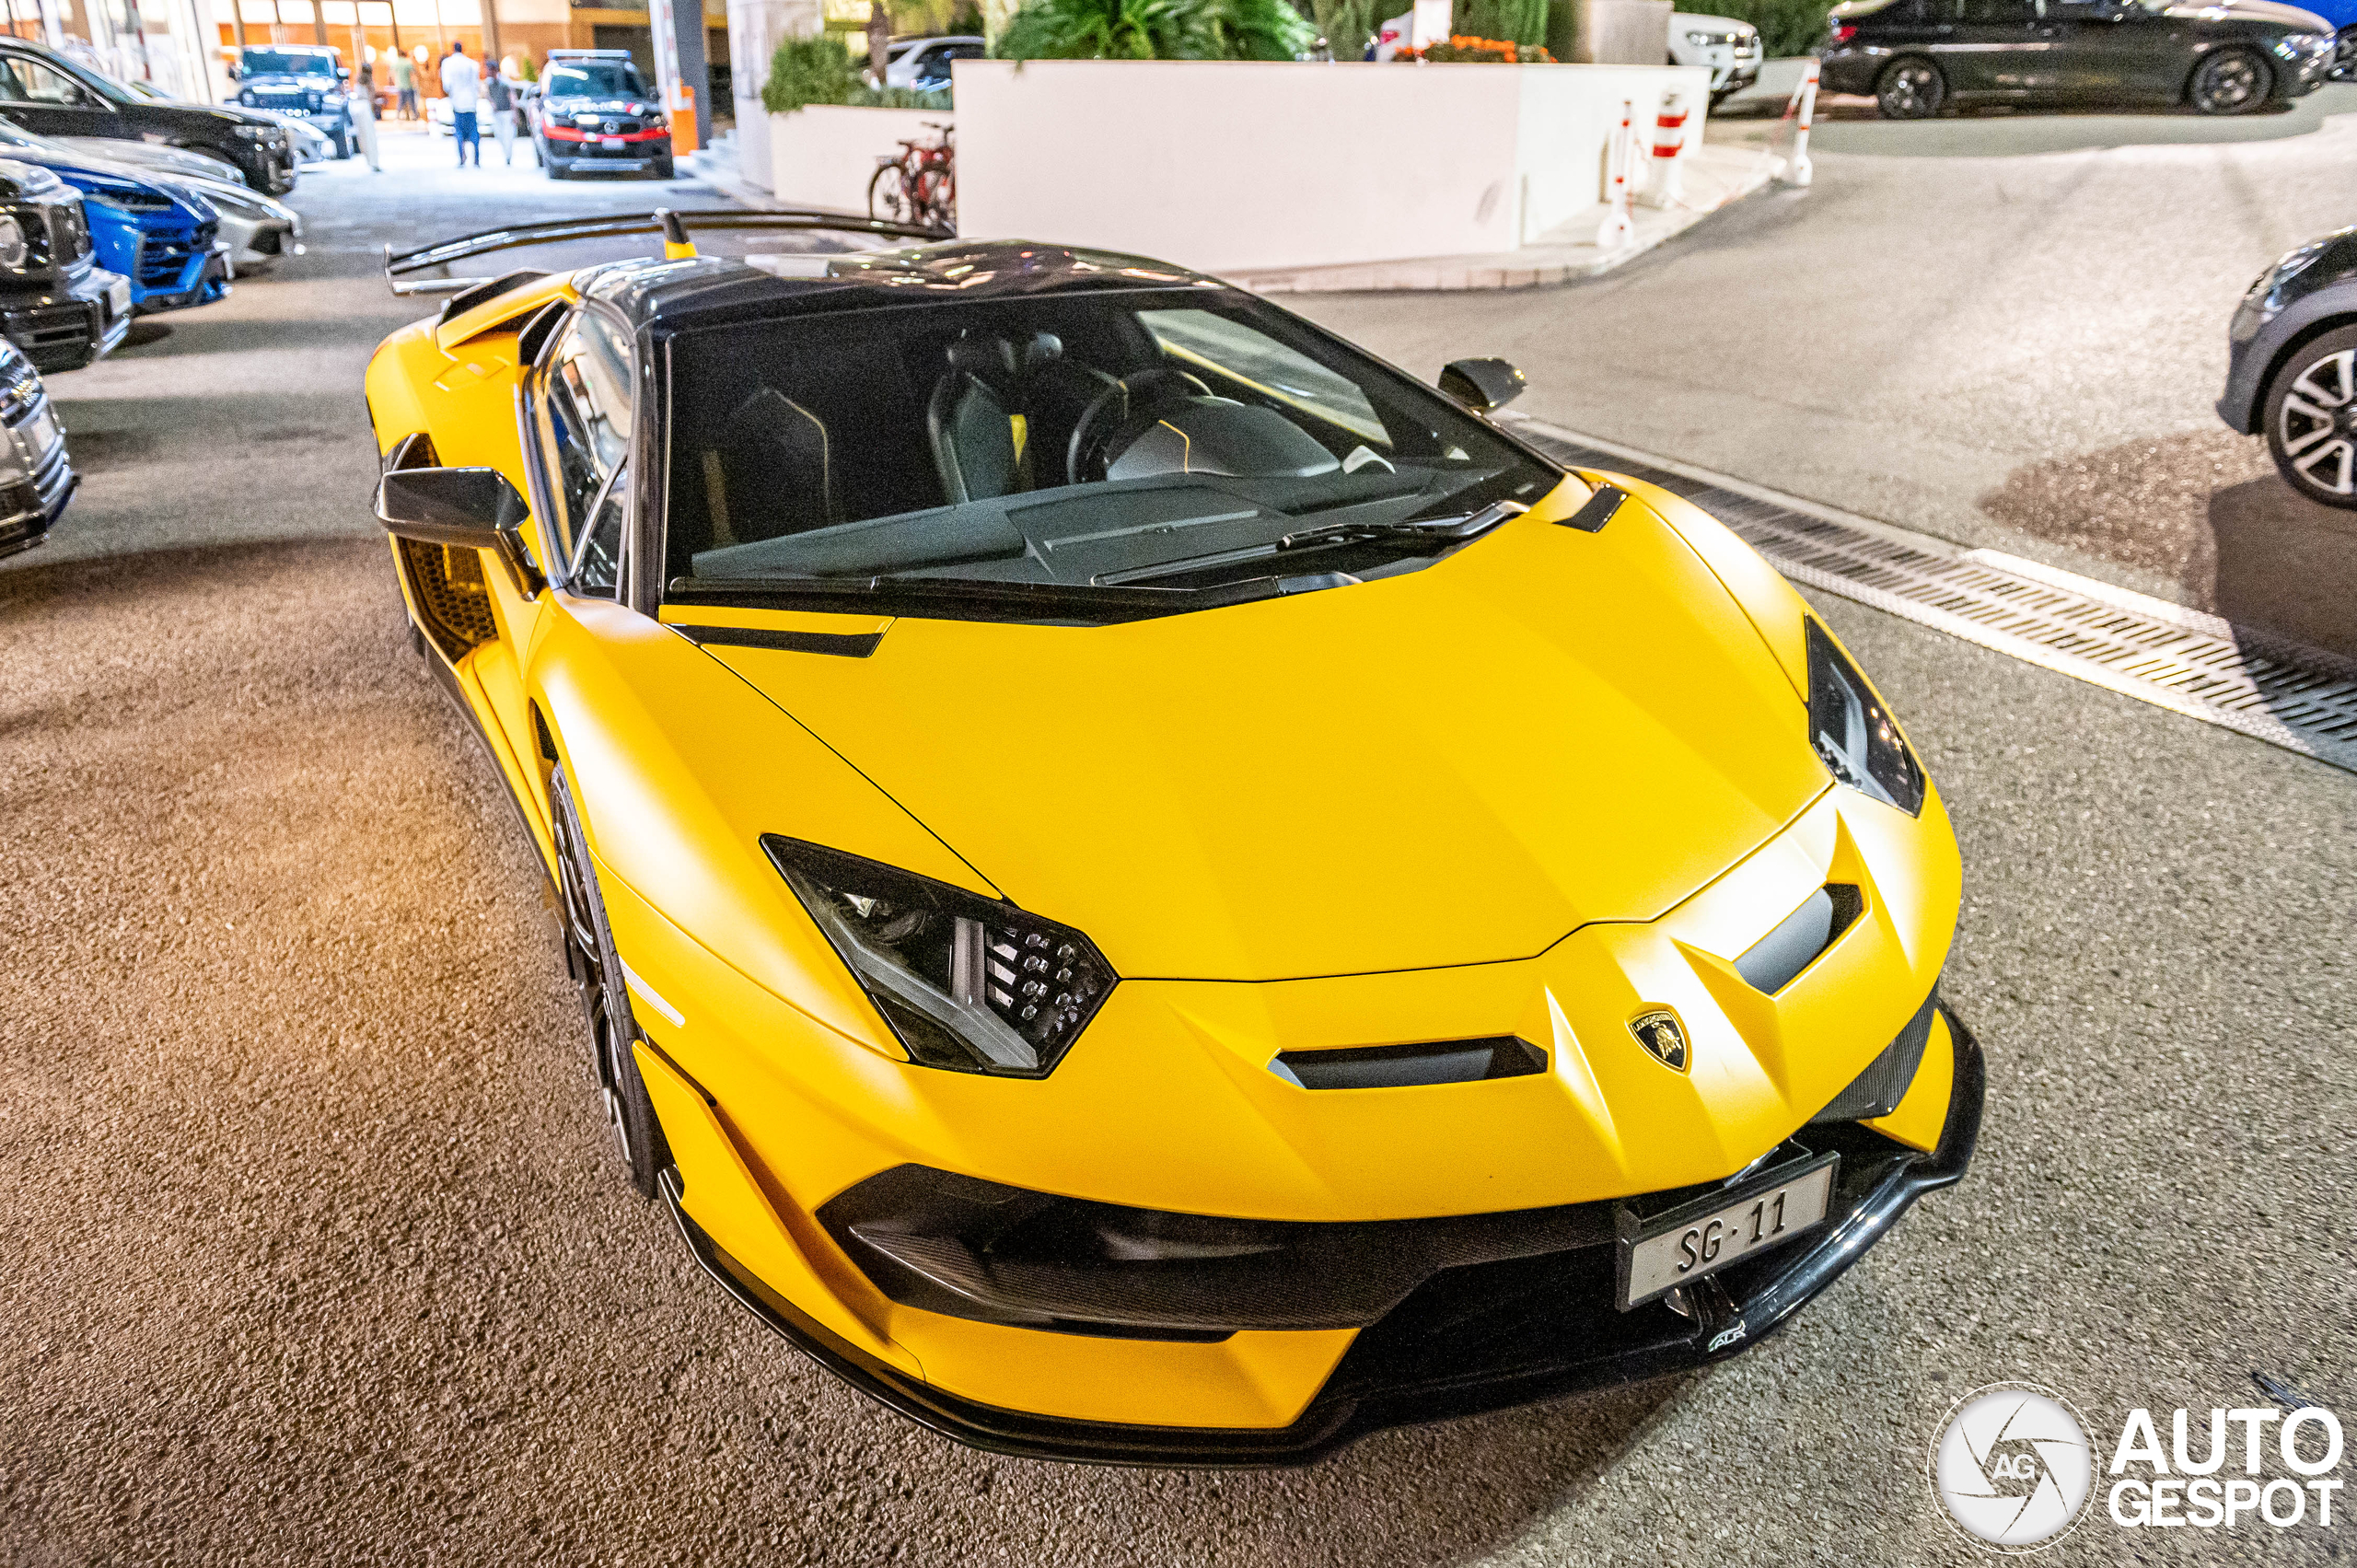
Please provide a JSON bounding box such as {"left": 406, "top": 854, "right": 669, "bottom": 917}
{"left": 440, "top": 41, "right": 482, "bottom": 168}
{"left": 350, "top": 57, "right": 381, "bottom": 171}
{"left": 486, "top": 64, "right": 517, "bottom": 165}
{"left": 391, "top": 49, "right": 415, "bottom": 119}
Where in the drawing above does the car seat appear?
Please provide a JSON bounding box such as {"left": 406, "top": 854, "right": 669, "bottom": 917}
{"left": 702, "top": 386, "right": 841, "bottom": 546}
{"left": 927, "top": 334, "right": 1026, "bottom": 504}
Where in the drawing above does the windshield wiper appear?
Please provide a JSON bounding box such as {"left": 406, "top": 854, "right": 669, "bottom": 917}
{"left": 1100, "top": 499, "right": 1527, "bottom": 587}
{"left": 668, "top": 571, "right": 1287, "bottom": 624}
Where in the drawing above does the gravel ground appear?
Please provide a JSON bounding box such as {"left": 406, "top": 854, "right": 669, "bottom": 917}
{"left": 3, "top": 124, "right": 2354, "bottom": 1568}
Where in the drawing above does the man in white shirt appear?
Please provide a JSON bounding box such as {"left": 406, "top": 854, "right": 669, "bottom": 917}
{"left": 439, "top": 41, "right": 482, "bottom": 167}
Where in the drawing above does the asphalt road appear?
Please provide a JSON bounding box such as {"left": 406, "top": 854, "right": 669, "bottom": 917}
{"left": 4, "top": 122, "right": 2354, "bottom": 1567}
{"left": 1298, "top": 86, "right": 2357, "bottom": 659}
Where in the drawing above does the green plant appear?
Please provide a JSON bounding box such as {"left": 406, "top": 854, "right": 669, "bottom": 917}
{"left": 1453, "top": 0, "right": 1546, "bottom": 46}
{"left": 762, "top": 33, "right": 860, "bottom": 113}
{"left": 994, "top": 0, "right": 1314, "bottom": 59}
{"left": 1702, "top": 0, "right": 1829, "bottom": 58}
{"left": 1318, "top": 0, "right": 1385, "bottom": 57}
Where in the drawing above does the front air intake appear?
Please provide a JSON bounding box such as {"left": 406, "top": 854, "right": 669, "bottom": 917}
{"left": 1271, "top": 1037, "right": 1546, "bottom": 1091}
{"left": 1736, "top": 884, "right": 1864, "bottom": 994}
{"left": 1812, "top": 992, "right": 1938, "bottom": 1123}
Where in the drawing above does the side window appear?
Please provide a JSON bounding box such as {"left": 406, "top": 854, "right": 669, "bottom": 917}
{"left": 540, "top": 312, "right": 634, "bottom": 586}
{"left": 6, "top": 60, "right": 96, "bottom": 105}
{"left": 571, "top": 464, "right": 628, "bottom": 598}
{"left": 1140, "top": 308, "right": 1387, "bottom": 447}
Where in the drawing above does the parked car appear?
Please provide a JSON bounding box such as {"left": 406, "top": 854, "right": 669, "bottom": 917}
{"left": 532, "top": 50, "right": 672, "bottom": 180}
{"left": 365, "top": 221, "right": 1982, "bottom": 1465}
{"left": 1668, "top": 11, "right": 1763, "bottom": 104}
{"left": 0, "top": 120, "right": 296, "bottom": 274}
{"left": 0, "top": 332, "right": 75, "bottom": 560}
{"left": 884, "top": 33, "right": 984, "bottom": 89}
{"left": 0, "top": 39, "right": 296, "bottom": 192}
{"left": 2219, "top": 225, "right": 2357, "bottom": 508}
{"left": 1820, "top": 0, "right": 2339, "bottom": 117}
{"left": 229, "top": 43, "right": 357, "bottom": 158}
{"left": 35, "top": 162, "right": 226, "bottom": 314}
{"left": 0, "top": 157, "right": 127, "bottom": 372}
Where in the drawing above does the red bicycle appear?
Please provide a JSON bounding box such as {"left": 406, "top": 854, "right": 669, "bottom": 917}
{"left": 868, "top": 121, "right": 955, "bottom": 233}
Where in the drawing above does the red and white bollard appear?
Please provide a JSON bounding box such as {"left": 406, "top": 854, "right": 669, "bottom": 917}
{"left": 1779, "top": 57, "right": 1820, "bottom": 188}
{"left": 1599, "top": 98, "right": 1636, "bottom": 250}
{"left": 1643, "top": 88, "right": 1689, "bottom": 208}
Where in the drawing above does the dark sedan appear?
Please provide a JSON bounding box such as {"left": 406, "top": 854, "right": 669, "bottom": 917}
{"left": 1820, "top": 0, "right": 2339, "bottom": 116}
{"left": 0, "top": 39, "right": 296, "bottom": 193}
{"left": 2219, "top": 226, "right": 2357, "bottom": 508}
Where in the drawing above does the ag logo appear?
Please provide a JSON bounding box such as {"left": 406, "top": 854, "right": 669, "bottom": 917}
{"left": 1928, "top": 1383, "right": 2095, "bottom": 1551}
{"left": 1627, "top": 1008, "right": 1689, "bottom": 1073}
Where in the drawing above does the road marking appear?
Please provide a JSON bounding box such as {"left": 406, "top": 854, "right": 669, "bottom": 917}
{"left": 1507, "top": 416, "right": 2357, "bottom": 776}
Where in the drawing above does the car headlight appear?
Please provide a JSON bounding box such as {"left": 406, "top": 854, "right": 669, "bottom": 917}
{"left": 1806, "top": 620, "right": 1924, "bottom": 815}
{"left": 574, "top": 113, "right": 603, "bottom": 128}
{"left": 0, "top": 213, "right": 28, "bottom": 271}
{"left": 764, "top": 836, "right": 1117, "bottom": 1077}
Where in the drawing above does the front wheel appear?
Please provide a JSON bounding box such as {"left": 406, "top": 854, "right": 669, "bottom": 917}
{"left": 2262, "top": 322, "right": 2357, "bottom": 509}
{"left": 1876, "top": 58, "right": 1945, "bottom": 119}
{"left": 2189, "top": 47, "right": 2270, "bottom": 113}
{"left": 549, "top": 766, "right": 673, "bottom": 1199}
{"left": 650, "top": 156, "right": 675, "bottom": 179}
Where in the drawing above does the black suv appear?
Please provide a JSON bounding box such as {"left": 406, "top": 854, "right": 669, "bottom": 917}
{"left": 1820, "top": 0, "right": 2339, "bottom": 117}
{"left": 232, "top": 44, "right": 355, "bottom": 159}
{"left": 0, "top": 157, "right": 127, "bottom": 373}
{"left": 0, "top": 40, "right": 296, "bottom": 192}
{"left": 533, "top": 50, "right": 673, "bottom": 180}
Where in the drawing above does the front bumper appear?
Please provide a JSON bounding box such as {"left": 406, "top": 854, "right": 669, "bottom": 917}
{"left": 0, "top": 392, "right": 75, "bottom": 560}
{"left": 545, "top": 135, "right": 672, "bottom": 176}
{"left": 0, "top": 266, "right": 131, "bottom": 373}
{"left": 663, "top": 1009, "right": 1983, "bottom": 1467}
{"left": 131, "top": 243, "right": 230, "bottom": 315}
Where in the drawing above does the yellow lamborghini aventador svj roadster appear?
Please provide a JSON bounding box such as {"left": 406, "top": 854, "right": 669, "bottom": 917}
{"left": 364, "top": 218, "right": 1980, "bottom": 1466}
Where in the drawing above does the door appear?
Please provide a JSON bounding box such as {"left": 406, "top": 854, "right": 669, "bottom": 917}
{"left": 2049, "top": 0, "right": 2190, "bottom": 99}
{"left": 0, "top": 52, "right": 122, "bottom": 139}
{"left": 1938, "top": 0, "right": 2049, "bottom": 95}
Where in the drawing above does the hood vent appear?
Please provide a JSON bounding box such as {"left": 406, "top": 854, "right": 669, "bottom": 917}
{"left": 1271, "top": 1036, "right": 1546, "bottom": 1091}
{"left": 1736, "top": 884, "right": 1862, "bottom": 994}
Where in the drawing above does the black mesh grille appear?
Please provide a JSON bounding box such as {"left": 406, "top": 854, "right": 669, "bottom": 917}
{"left": 396, "top": 535, "right": 499, "bottom": 661}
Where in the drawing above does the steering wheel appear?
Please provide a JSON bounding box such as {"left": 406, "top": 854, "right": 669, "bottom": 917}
{"left": 1065, "top": 367, "right": 1212, "bottom": 486}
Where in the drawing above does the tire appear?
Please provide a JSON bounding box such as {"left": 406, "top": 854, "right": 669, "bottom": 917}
{"left": 868, "top": 160, "right": 910, "bottom": 223}
{"left": 2189, "top": 47, "right": 2270, "bottom": 113}
{"left": 2261, "top": 322, "right": 2357, "bottom": 509}
{"left": 549, "top": 766, "right": 672, "bottom": 1199}
{"left": 1875, "top": 57, "right": 1945, "bottom": 119}
{"left": 650, "top": 157, "right": 675, "bottom": 180}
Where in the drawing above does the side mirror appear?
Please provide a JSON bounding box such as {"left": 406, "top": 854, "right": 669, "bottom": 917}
{"left": 375, "top": 465, "right": 545, "bottom": 598}
{"left": 1440, "top": 357, "right": 1525, "bottom": 414}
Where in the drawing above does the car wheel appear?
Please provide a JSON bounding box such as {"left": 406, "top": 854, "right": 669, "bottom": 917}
{"left": 651, "top": 157, "right": 676, "bottom": 179}
{"left": 2334, "top": 25, "right": 2356, "bottom": 80}
{"left": 2262, "top": 323, "right": 2357, "bottom": 509}
{"left": 2189, "top": 47, "right": 2270, "bottom": 113}
{"left": 549, "top": 764, "right": 672, "bottom": 1199}
{"left": 1875, "top": 58, "right": 1945, "bottom": 119}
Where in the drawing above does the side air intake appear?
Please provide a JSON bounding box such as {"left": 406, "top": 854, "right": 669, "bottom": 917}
{"left": 1271, "top": 1037, "right": 1547, "bottom": 1091}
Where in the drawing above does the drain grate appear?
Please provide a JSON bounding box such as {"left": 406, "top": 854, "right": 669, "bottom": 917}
{"left": 1509, "top": 418, "right": 2357, "bottom": 776}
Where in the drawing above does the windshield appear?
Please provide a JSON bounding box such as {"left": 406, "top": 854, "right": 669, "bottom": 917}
{"left": 242, "top": 49, "right": 338, "bottom": 75}
{"left": 665, "top": 288, "right": 1563, "bottom": 617}
{"left": 545, "top": 61, "right": 647, "bottom": 98}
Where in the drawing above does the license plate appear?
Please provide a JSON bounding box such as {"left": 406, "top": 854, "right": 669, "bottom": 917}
{"left": 105, "top": 275, "right": 131, "bottom": 319}
{"left": 601, "top": 137, "right": 624, "bottom": 149}
{"left": 1616, "top": 1152, "right": 1838, "bottom": 1309}
{"left": 17, "top": 402, "right": 57, "bottom": 455}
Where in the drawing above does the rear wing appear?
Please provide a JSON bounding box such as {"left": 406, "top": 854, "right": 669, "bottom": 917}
{"left": 381, "top": 207, "right": 952, "bottom": 296}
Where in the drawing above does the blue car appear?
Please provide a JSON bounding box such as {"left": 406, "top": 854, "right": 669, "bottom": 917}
{"left": 14, "top": 158, "right": 226, "bottom": 315}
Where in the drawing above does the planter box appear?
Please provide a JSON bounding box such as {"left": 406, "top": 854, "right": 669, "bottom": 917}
{"left": 951, "top": 59, "right": 1709, "bottom": 274}
{"left": 767, "top": 104, "right": 953, "bottom": 215}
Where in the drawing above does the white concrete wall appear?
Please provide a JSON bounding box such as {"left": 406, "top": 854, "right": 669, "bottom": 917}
{"left": 768, "top": 105, "right": 953, "bottom": 215}
{"left": 953, "top": 60, "right": 1710, "bottom": 273}
{"left": 1515, "top": 62, "right": 1711, "bottom": 242}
